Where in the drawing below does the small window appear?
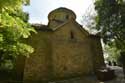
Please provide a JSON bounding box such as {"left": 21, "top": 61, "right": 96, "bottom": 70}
{"left": 66, "top": 15, "right": 69, "bottom": 19}
{"left": 70, "top": 31, "right": 74, "bottom": 39}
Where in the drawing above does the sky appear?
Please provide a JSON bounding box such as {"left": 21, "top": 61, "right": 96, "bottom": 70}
{"left": 23, "top": 0, "right": 94, "bottom": 25}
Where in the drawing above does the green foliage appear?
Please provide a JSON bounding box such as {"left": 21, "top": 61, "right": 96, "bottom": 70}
{"left": 104, "top": 44, "right": 121, "bottom": 62}
{"left": 118, "top": 51, "right": 125, "bottom": 64}
{"left": 94, "top": 0, "right": 125, "bottom": 51}
{"left": 94, "top": 0, "right": 125, "bottom": 62}
{"left": 0, "top": 0, "right": 35, "bottom": 70}
{"left": 0, "top": 0, "right": 30, "bottom": 9}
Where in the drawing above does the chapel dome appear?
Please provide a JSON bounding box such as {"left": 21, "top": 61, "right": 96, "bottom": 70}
{"left": 48, "top": 7, "right": 76, "bottom": 21}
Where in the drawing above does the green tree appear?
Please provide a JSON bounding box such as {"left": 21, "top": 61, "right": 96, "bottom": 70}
{"left": 94, "top": 0, "right": 125, "bottom": 52}
{"left": 104, "top": 44, "right": 121, "bottom": 62}
{"left": 0, "top": 0, "right": 35, "bottom": 70}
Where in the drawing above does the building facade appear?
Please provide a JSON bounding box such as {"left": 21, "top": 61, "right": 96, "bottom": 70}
{"left": 22, "top": 7, "right": 105, "bottom": 81}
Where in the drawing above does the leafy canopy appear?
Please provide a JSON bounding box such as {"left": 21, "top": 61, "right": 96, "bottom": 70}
{"left": 93, "top": 0, "right": 125, "bottom": 62}
{"left": 94, "top": 0, "right": 125, "bottom": 51}
{"left": 0, "top": 0, "right": 35, "bottom": 69}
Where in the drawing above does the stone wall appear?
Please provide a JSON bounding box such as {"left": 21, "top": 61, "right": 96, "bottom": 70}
{"left": 22, "top": 21, "right": 105, "bottom": 81}
{"left": 23, "top": 31, "right": 53, "bottom": 81}
{"left": 51, "top": 38, "right": 93, "bottom": 78}
{"left": 51, "top": 20, "right": 94, "bottom": 78}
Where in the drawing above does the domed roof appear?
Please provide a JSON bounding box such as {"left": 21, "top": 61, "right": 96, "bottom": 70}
{"left": 48, "top": 7, "right": 76, "bottom": 20}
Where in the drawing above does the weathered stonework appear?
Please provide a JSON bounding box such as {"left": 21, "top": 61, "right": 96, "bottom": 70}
{"left": 22, "top": 7, "right": 105, "bottom": 81}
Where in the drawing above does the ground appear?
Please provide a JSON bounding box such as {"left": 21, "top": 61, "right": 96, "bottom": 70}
{"left": 48, "top": 66, "right": 125, "bottom": 83}
{"left": 0, "top": 66, "right": 124, "bottom": 83}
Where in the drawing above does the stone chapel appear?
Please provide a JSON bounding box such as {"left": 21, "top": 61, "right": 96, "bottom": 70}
{"left": 19, "top": 7, "right": 105, "bottom": 81}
